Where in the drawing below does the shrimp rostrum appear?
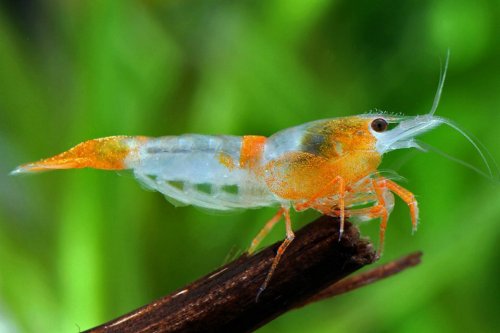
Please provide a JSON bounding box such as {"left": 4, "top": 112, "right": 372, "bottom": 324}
{"left": 12, "top": 59, "right": 494, "bottom": 295}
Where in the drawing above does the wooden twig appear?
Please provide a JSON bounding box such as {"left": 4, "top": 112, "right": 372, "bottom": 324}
{"left": 295, "top": 251, "right": 423, "bottom": 308}
{"left": 83, "top": 217, "right": 420, "bottom": 333}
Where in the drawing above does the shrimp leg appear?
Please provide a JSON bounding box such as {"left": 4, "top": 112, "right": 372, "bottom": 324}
{"left": 372, "top": 180, "right": 389, "bottom": 255}
{"left": 348, "top": 176, "right": 418, "bottom": 255}
{"left": 294, "top": 175, "right": 346, "bottom": 239}
{"left": 256, "top": 207, "right": 294, "bottom": 301}
{"left": 248, "top": 208, "right": 284, "bottom": 255}
{"left": 346, "top": 203, "right": 388, "bottom": 256}
{"left": 376, "top": 178, "right": 419, "bottom": 232}
{"left": 343, "top": 178, "right": 394, "bottom": 255}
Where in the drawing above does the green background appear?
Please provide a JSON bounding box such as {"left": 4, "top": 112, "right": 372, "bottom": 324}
{"left": 1, "top": 1, "right": 499, "bottom": 332}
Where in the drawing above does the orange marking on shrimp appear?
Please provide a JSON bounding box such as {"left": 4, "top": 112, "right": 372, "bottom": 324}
{"left": 16, "top": 136, "right": 134, "bottom": 172}
{"left": 240, "top": 135, "right": 267, "bottom": 169}
{"left": 218, "top": 152, "right": 235, "bottom": 171}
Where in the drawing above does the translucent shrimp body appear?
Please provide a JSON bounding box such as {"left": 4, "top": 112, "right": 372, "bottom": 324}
{"left": 14, "top": 53, "right": 496, "bottom": 297}
{"left": 11, "top": 117, "right": 396, "bottom": 212}
{"left": 13, "top": 111, "right": 489, "bottom": 297}
{"left": 11, "top": 115, "right": 427, "bottom": 249}
{"left": 15, "top": 50, "right": 499, "bottom": 300}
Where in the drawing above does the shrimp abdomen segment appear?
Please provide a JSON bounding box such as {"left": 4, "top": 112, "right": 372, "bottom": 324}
{"left": 129, "top": 134, "right": 277, "bottom": 210}
{"left": 128, "top": 135, "right": 243, "bottom": 183}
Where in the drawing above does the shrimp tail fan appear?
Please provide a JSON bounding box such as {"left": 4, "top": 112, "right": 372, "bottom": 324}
{"left": 10, "top": 136, "right": 144, "bottom": 175}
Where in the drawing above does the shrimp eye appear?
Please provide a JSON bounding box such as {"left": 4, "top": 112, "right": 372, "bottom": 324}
{"left": 371, "top": 118, "right": 388, "bottom": 132}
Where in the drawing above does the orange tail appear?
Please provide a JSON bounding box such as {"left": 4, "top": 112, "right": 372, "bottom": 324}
{"left": 11, "top": 136, "right": 138, "bottom": 174}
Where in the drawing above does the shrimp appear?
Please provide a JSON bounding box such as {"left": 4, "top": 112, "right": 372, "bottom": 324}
{"left": 11, "top": 55, "right": 494, "bottom": 298}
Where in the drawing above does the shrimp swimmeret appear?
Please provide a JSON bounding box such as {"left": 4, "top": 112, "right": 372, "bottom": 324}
{"left": 11, "top": 57, "right": 494, "bottom": 296}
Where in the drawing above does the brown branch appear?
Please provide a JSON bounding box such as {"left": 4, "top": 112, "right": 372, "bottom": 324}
{"left": 82, "top": 217, "right": 418, "bottom": 333}
{"left": 295, "top": 251, "right": 423, "bottom": 308}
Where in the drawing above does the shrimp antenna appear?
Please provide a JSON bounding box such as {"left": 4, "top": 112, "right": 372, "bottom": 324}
{"left": 429, "top": 49, "right": 450, "bottom": 116}
{"left": 432, "top": 117, "right": 499, "bottom": 182}
{"left": 416, "top": 140, "right": 498, "bottom": 182}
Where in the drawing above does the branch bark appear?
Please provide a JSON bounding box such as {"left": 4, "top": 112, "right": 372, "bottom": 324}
{"left": 294, "top": 251, "right": 422, "bottom": 308}
{"left": 83, "top": 216, "right": 417, "bottom": 333}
